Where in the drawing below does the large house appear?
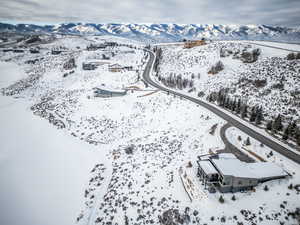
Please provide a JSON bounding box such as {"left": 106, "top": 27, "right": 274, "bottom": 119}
{"left": 197, "top": 153, "right": 288, "bottom": 193}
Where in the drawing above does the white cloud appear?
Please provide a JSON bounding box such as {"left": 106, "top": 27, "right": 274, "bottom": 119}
{"left": 0, "top": 0, "right": 299, "bottom": 26}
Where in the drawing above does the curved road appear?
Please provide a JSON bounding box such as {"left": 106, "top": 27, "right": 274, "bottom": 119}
{"left": 142, "top": 49, "right": 300, "bottom": 164}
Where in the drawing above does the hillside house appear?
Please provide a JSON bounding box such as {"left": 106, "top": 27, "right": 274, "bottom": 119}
{"left": 93, "top": 88, "right": 127, "bottom": 98}
{"left": 184, "top": 39, "right": 206, "bottom": 48}
{"left": 87, "top": 43, "right": 106, "bottom": 51}
{"left": 30, "top": 49, "right": 40, "bottom": 54}
{"left": 82, "top": 63, "right": 98, "bottom": 70}
{"left": 197, "top": 153, "right": 288, "bottom": 193}
{"left": 51, "top": 49, "right": 62, "bottom": 55}
{"left": 108, "top": 64, "right": 133, "bottom": 72}
{"left": 105, "top": 41, "right": 117, "bottom": 47}
{"left": 13, "top": 49, "right": 24, "bottom": 53}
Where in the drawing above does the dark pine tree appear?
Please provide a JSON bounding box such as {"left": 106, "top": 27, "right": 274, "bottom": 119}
{"left": 232, "top": 99, "right": 236, "bottom": 112}
{"left": 272, "top": 114, "right": 283, "bottom": 132}
{"left": 241, "top": 104, "right": 248, "bottom": 118}
{"left": 245, "top": 137, "right": 251, "bottom": 145}
{"left": 266, "top": 120, "right": 272, "bottom": 130}
{"left": 236, "top": 98, "right": 241, "bottom": 114}
{"left": 255, "top": 107, "right": 263, "bottom": 125}
{"left": 250, "top": 106, "right": 257, "bottom": 122}
{"left": 282, "top": 126, "right": 289, "bottom": 140}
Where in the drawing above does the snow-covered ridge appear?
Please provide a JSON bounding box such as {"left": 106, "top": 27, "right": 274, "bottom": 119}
{"left": 1, "top": 22, "right": 300, "bottom": 43}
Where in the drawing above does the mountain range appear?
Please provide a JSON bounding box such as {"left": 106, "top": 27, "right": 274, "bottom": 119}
{"left": 1, "top": 22, "right": 300, "bottom": 43}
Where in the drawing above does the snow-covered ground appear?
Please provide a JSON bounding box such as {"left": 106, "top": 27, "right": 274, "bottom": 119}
{"left": 0, "top": 96, "right": 106, "bottom": 225}
{"left": 0, "top": 35, "right": 299, "bottom": 225}
{"left": 156, "top": 41, "right": 300, "bottom": 120}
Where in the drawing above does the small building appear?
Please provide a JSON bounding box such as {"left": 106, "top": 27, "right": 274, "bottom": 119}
{"left": 197, "top": 153, "right": 288, "bottom": 193}
{"left": 30, "top": 49, "right": 40, "bottom": 54}
{"left": 108, "top": 64, "right": 133, "bottom": 72}
{"left": 51, "top": 49, "right": 62, "bottom": 55}
{"left": 3, "top": 49, "right": 13, "bottom": 52}
{"left": 93, "top": 87, "right": 127, "bottom": 98}
{"left": 87, "top": 43, "right": 106, "bottom": 51}
{"left": 105, "top": 41, "right": 117, "bottom": 47}
{"left": 108, "top": 63, "right": 124, "bottom": 72}
{"left": 13, "top": 49, "right": 24, "bottom": 53}
{"left": 82, "top": 63, "right": 97, "bottom": 70}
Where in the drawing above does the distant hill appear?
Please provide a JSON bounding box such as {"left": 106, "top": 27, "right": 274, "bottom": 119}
{"left": 1, "top": 22, "right": 300, "bottom": 43}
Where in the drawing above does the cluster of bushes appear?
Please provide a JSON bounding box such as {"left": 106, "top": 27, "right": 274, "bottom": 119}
{"left": 208, "top": 60, "right": 224, "bottom": 74}
{"left": 153, "top": 47, "right": 162, "bottom": 73}
{"left": 208, "top": 89, "right": 300, "bottom": 146}
{"left": 207, "top": 89, "right": 264, "bottom": 125}
{"left": 63, "top": 57, "right": 76, "bottom": 70}
{"left": 286, "top": 52, "right": 300, "bottom": 60}
{"left": 240, "top": 48, "right": 261, "bottom": 63}
{"left": 220, "top": 46, "right": 261, "bottom": 63}
{"left": 158, "top": 74, "right": 194, "bottom": 90}
{"left": 266, "top": 116, "right": 300, "bottom": 145}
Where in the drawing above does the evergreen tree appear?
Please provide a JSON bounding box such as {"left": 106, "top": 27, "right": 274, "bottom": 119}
{"left": 295, "top": 127, "right": 300, "bottom": 145}
{"left": 241, "top": 104, "right": 248, "bottom": 118}
{"left": 225, "top": 97, "right": 230, "bottom": 108}
{"left": 219, "top": 195, "right": 225, "bottom": 203}
{"left": 232, "top": 99, "right": 236, "bottom": 112}
{"left": 250, "top": 106, "right": 257, "bottom": 122}
{"left": 289, "top": 121, "right": 297, "bottom": 137}
{"left": 255, "top": 107, "right": 263, "bottom": 125}
{"left": 208, "top": 93, "right": 213, "bottom": 102}
{"left": 266, "top": 120, "right": 272, "bottom": 130}
{"left": 245, "top": 137, "right": 251, "bottom": 145}
{"left": 272, "top": 114, "right": 283, "bottom": 132}
{"left": 236, "top": 98, "right": 241, "bottom": 114}
{"left": 217, "top": 90, "right": 222, "bottom": 105}
{"left": 282, "top": 126, "right": 289, "bottom": 140}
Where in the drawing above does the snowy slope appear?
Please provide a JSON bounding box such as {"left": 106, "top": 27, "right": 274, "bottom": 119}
{"left": 1, "top": 35, "right": 300, "bottom": 225}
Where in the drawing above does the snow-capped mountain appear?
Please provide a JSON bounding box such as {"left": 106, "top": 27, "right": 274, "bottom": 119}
{"left": 0, "top": 22, "right": 300, "bottom": 43}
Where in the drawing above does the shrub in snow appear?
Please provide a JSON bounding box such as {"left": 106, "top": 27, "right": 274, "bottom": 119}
{"left": 254, "top": 79, "right": 267, "bottom": 88}
{"left": 260, "top": 143, "right": 264, "bottom": 147}
{"left": 231, "top": 195, "right": 236, "bottom": 201}
{"left": 245, "top": 137, "right": 251, "bottom": 146}
{"left": 220, "top": 216, "right": 226, "bottom": 223}
{"left": 238, "top": 135, "right": 242, "bottom": 141}
{"left": 198, "top": 91, "right": 205, "bottom": 97}
{"left": 125, "top": 145, "right": 134, "bottom": 154}
{"left": 264, "top": 185, "right": 269, "bottom": 191}
{"left": 241, "top": 48, "right": 260, "bottom": 63}
{"left": 209, "top": 123, "right": 218, "bottom": 135}
{"left": 219, "top": 195, "right": 225, "bottom": 203}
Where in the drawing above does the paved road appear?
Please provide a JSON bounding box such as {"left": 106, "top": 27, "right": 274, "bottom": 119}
{"left": 219, "top": 123, "right": 255, "bottom": 163}
{"left": 142, "top": 49, "right": 300, "bottom": 164}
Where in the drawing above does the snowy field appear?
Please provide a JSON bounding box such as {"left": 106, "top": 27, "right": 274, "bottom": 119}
{"left": 0, "top": 35, "right": 299, "bottom": 225}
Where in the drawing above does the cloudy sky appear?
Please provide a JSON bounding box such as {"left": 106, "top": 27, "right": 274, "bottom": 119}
{"left": 0, "top": 0, "right": 299, "bottom": 26}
